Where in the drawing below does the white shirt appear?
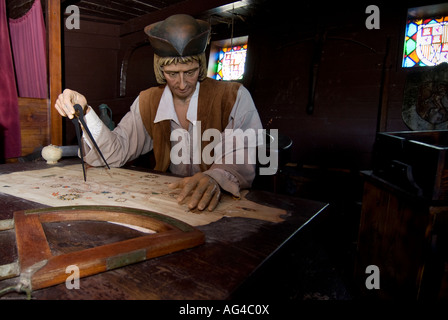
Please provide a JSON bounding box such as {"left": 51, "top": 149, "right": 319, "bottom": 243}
{"left": 81, "top": 80, "right": 263, "bottom": 197}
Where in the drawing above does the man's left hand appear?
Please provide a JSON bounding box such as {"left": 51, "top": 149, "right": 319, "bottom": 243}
{"left": 169, "top": 172, "right": 221, "bottom": 212}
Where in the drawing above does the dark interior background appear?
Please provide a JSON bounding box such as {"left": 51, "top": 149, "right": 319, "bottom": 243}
{"left": 6, "top": 0, "right": 446, "bottom": 300}
{"left": 60, "top": 0, "right": 424, "bottom": 172}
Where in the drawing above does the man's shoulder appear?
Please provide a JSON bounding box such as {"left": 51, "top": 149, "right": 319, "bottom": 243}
{"left": 138, "top": 84, "right": 166, "bottom": 117}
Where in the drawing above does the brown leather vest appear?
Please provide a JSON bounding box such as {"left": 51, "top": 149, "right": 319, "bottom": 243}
{"left": 139, "top": 77, "right": 241, "bottom": 172}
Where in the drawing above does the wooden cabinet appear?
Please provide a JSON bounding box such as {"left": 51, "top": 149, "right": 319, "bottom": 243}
{"left": 355, "top": 172, "right": 448, "bottom": 300}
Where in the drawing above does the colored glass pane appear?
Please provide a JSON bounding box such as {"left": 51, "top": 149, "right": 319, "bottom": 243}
{"left": 407, "top": 22, "right": 418, "bottom": 36}
{"left": 212, "top": 44, "right": 247, "bottom": 80}
{"left": 405, "top": 38, "right": 416, "bottom": 55}
{"left": 403, "top": 15, "right": 448, "bottom": 67}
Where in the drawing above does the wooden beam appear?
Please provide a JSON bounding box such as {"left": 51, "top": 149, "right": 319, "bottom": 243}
{"left": 376, "top": 37, "right": 391, "bottom": 133}
{"left": 119, "top": 0, "right": 239, "bottom": 36}
{"left": 47, "top": 0, "right": 62, "bottom": 146}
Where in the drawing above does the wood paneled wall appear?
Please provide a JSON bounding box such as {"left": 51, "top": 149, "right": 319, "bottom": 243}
{"left": 240, "top": 1, "right": 410, "bottom": 170}
{"left": 62, "top": 1, "right": 418, "bottom": 170}
{"left": 18, "top": 98, "right": 49, "bottom": 156}
{"left": 62, "top": 20, "right": 121, "bottom": 145}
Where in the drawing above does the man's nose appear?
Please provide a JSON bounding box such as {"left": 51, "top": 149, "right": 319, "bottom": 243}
{"left": 178, "top": 73, "right": 186, "bottom": 89}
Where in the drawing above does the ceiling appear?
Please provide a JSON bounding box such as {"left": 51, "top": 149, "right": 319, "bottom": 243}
{"left": 6, "top": 0, "right": 262, "bottom": 29}
{"left": 61, "top": 0, "right": 261, "bottom": 26}
{"left": 65, "top": 0, "right": 190, "bottom": 23}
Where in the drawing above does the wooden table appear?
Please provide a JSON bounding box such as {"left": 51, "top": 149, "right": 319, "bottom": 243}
{"left": 0, "top": 159, "right": 328, "bottom": 301}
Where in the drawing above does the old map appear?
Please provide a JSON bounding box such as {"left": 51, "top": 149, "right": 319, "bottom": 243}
{"left": 0, "top": 165, "right": 285, "bottom": 226}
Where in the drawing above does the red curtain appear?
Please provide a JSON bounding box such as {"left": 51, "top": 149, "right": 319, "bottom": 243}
{"left": 0, "top": 0, "right": 21, "bottom": 159}
{"left": 9, "top": 0, "right": 47, "bottom": 99}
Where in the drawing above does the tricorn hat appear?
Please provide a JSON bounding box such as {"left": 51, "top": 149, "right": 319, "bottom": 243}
{"left": 144, "top": 14, "right": 211, "bottom": 57}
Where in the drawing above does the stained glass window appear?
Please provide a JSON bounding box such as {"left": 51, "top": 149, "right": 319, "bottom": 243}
{"left": 403, "top": 16, "right": 448, "bottom": 67}
{"left": 212, "top": 44, "right": 247, "bottom": 81}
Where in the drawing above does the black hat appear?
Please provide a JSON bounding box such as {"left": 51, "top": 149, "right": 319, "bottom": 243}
{"left": 144, "top": 14, "right": 211, "bottom": 57}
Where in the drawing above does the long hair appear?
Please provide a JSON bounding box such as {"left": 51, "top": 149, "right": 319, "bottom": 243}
{"left": 153, "top": 53, "right": 207, "bottom": 84}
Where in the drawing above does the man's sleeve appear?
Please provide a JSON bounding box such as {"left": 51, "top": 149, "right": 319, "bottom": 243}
{"left": 203, "top": 86, "right": 263, "bottom": 197}
{"left": 81, "top": 97, "right": 153, "bottom": 167}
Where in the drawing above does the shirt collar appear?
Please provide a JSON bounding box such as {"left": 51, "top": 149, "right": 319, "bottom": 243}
{"left": 153, "top": 82, "right": 200, "bottom": 126}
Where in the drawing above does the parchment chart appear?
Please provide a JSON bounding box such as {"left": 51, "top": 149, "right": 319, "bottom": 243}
{"left": 0, "top": 165, "right": 285, "bottom": 226}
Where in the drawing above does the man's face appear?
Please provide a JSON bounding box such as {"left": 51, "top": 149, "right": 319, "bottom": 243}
{"left": 162, "top": 61, "right": 200, "bottom": 101}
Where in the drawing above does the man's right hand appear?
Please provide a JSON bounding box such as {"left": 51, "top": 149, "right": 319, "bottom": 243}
{"left": 54, "top": 89, "right": 88, "bottom": 119}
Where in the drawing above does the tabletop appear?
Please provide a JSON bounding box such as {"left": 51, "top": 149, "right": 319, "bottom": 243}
{"left": 0, "top": 158, "right": 328, "bottom": 300}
